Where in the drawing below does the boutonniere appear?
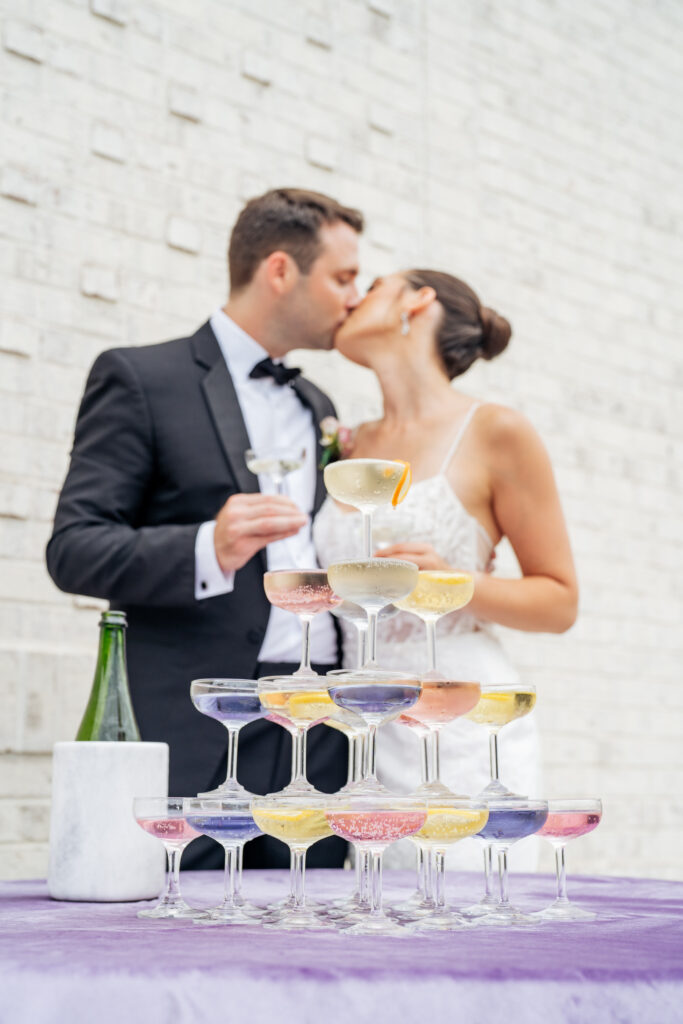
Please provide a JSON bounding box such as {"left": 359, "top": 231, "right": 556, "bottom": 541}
{"left": 319, "top": 416, "right": 354, "bottom": 468}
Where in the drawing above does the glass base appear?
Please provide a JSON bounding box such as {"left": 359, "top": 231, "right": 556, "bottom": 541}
{"left": 532, "top": 901, "right": 597, "bottom": 923}
{"left": 460, "top": 897, "right": 498, "bottom": 918}
{"left": 389, "top": 897, "right": 437, "bottom": 920}
{"left": 194, "top": 904, "right": 257, "bottom": 926}
{"left": 263, "top": 908, "right": 335, "bottom": 931}
{"left": 196, "top": 780, "right": 251, "bottom": 799}
{"left": 340, "top": 913, "right": 411, "bottom": 937}
{"left": 137, "top": 899, "right": 202, "bottom": 920}
{"left": 407, "top": 910, "right": 477, "bottom": 932}
{"left": 480, "top": 904, "right": 538, "bottom": 927}
{"left": 477, "top": 780, "right": 525, "bottom": 800}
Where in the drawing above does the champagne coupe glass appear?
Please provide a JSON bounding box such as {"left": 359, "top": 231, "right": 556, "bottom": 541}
{"left": 391, "top": 677, "right": 481, "bottom": 916}
{"left": 190, "top": 679, "right": 262, "bottom": 797}
{"left": 325, "top": 792, "right": 427, "bottom": 936}
{"left": 466, "top": 683, "right": 537, "bottom": 798}
{"left": 475, "top": 798, "right": 549, "bottom": 926}
{"left": 395, "top": 570, "right": 475, "bottom": 674}
{"left": 328, "top": 669, "right": 421, "bottom": 792}
{"left": 258, "top": 675, "right": 353, "bottom": 793}
{"left": 263, "top": 570, "right": 341, "bottom": 678}
{"left": 245, "top": 445, "right": 306, "bottom": 495}
{"left": 133, "top": 797, "right": 202, "bottom": 919}
{"left": 327, "top": 558, "right": 418, "bottom": 668}
{"left": 405, "top": 795, "right": 489, "bottom": 931}
{"left": 532, "top": 799, "right": 602, "bottom": 922}
{"left": 252, "top": 791, "right": 335, "bottom": 930}
{"left": 324, "top": 458, "right": 410, "bottom": 558}
{"left": 183, "top": 797, "right": 262, "bottom": 926}
{"left": 330, "top": 601, "right": 400, "bottom": 670}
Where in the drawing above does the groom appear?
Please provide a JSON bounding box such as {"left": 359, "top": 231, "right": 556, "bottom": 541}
{"left": 46, "top": 188, "right": 363, "bottom": 868}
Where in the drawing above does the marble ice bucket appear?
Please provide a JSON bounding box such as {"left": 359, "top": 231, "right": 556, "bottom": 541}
{"left": 48, "top": 741, "right": 168, "bottom": 902}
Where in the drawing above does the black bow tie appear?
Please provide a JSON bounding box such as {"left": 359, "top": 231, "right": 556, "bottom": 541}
{"left": 249, "top": 357, "right": 301, "bottom": 386}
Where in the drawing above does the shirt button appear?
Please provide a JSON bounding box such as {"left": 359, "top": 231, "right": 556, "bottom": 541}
{"left": 200, "top": 580, "right": 207, "bottom": 590}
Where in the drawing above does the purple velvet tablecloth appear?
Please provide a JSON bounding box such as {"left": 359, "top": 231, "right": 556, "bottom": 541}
{"left": 1, "top": 870, "right": 682, "bottom": 1023}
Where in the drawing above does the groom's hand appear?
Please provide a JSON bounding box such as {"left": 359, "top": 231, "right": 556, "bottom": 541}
{"left": 214, "top": 493, "right": 308, "bottom": 573}
{"left": 374, "top": 543, "right": 450, "bottom": 571}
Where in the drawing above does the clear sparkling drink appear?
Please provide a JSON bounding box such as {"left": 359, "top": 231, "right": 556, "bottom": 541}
{"left": 324, "top": 459, "right": 405, "bottom": 511}
{"left": 252, "top": 807, "right": 333, "bottom": 845}
{"left": 467, "top": 689, "right": 536, "bottom": 727}
{"left": 328, "top": 559, "right": 418, "bottom": 609}
{"left": 246, "top": 454, "right": 305, "bottom": 477}
{"left": 395, "top": 571, "right": 475, "bottom": 619}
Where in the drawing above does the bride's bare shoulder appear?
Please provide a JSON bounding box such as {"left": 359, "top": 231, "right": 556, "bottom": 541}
{"left": 477, "top": 402, "right": 550, "bottom": 464}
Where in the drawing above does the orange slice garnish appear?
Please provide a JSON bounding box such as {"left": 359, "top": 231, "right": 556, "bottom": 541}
{"left": 391, "top": 460, "right": 412, "bottom": 506}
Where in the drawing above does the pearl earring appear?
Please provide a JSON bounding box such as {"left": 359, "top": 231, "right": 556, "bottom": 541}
{"left": 400, "top": 312, "right": 410, "bottom": 336}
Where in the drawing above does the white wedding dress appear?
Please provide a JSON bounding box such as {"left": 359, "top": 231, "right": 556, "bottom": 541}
{"left": 314, "top": 404, "right": 541, "bottom": 870}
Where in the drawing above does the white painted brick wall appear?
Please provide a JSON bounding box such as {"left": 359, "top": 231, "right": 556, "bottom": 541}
{"left": 1, "top": 0, "right": 682, "bottom": 883}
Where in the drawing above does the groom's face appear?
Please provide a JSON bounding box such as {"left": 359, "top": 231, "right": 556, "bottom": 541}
{"left": 285, "top": 221, "right": 361, "bottom": 350}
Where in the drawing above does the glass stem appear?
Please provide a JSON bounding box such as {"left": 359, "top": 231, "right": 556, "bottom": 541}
{"left": 370, "top": 849, "right": 383, "bottom": 917}
{"left": 489, "top": 729, "right": 500, "bottom": 784}
{"left": 555, "top": 844, "right": 570, "bottom": 903}
{"left": 356, "top": 623, "right": 368, "bottom": 670}
{"left": 164, "top": 845, "right": 182, "bottom": 904}
{"left": 416, "top": 843, "right": 425, "bottom": 897}
{"left": 291, "top": 727, "right": 307, "bottom": 786}
{"left": 235, "top": 843, "right": 244, "bottom": 902}
{"left": 224, "top": 726, "right": 239, "bottom": 787}
{"left": 433, "top": 730, "right": 441, "bottom": 784}
{"left": 359, "top": 847, "right": 370, "bottom": 905}
{"left": 362, "top": 510, "right": 373, "bottom": 559}
{"left": 497, "top": 846, "right": 510, "bottom": 907}
{"left": 425, "top": 619, "right": 438, "bottom": 673}
{"left": 365, "top": 609, "right": 379, "bottom": 667}
{"left": 483, "top": 842, "right": 494, "bottom": 901}
{"left": 366, "top": 722, "right": 378, "bottom": 782}
{"left": 435, "top": 849, "right": 446, "bottom": 910}
{"left": 292, "top": 847, "right": 307, "bottom": 909}
{"left": 222, "top": 844, "right": 238, "bottom": 907}
{"left": 297, "top": 616, "right": 313, "bottom": 675}
{"left": 346, "top": 735, "right": 358, "bottom": 786}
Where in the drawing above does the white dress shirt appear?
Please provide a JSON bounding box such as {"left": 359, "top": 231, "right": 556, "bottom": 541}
{"left": 194, "top": 310, "right": 337, "bottom": 666}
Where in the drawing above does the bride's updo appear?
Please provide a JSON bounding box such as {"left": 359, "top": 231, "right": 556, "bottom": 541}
{"left": 405, "top": 270, "right": 511, "bottom": 379}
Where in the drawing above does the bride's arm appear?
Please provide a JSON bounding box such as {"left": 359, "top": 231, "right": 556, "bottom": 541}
{"left": 377, "top": 408, "right": 578, "bottom": 634}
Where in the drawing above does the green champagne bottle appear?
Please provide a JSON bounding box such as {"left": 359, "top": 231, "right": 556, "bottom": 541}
{"left": 76, "top": 610, "right": 141, "bottom": 741}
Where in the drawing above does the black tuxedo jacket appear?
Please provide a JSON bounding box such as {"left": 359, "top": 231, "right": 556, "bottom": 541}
{"left": 46, "top": 321, "right": 341, "bottom": 797}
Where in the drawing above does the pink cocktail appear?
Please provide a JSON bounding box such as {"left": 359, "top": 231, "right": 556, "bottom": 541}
{"left": 539, "top": 810, "right": 601, "bottom": 843}
{"left": 264, "top": 570, "right": 341, "bottom": 677}
{"left": 401, "top": 678, "right": 481, "bottom": 729}
{"left": 136, "top": 818, "right": 201, "bottom": 845}
{"left": 325, "top": 795, "right": 427, "bottom": 936}
{"left": 533, "top": 799, "right": 603, "bottom": 923}
{"left": 326, "top": 809, "right": 426, "bottom": 845}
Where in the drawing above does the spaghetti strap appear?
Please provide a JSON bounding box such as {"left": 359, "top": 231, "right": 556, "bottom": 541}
{"left": 438, "top": 403, "right": 482, "bottom": 475}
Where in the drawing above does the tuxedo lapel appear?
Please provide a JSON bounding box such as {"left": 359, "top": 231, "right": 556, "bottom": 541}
{"left": 192, "top": 323, "right": 258, "bottom": 497}
{"left": 290, "top": 376, "right": 335, "bottom": 517}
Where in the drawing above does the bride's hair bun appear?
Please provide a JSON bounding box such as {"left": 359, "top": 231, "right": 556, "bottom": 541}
{"left": 405, "top": 269, "right": 512, "bottom": 380}
{"left": 479, "top": 306, "right": 511, "bottom": 361}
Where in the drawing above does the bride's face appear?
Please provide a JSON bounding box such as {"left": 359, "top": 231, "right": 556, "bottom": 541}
{"left": 333, "top": 273, "right": 408, "bottom": 367}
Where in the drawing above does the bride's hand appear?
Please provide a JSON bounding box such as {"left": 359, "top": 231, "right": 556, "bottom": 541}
{"left": 373, "top": 543, "right": 450, "bottom": 571}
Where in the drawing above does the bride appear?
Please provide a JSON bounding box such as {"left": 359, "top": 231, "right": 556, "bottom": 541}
{"left": 314, "top": 269, "right": 578, "bottom": 870}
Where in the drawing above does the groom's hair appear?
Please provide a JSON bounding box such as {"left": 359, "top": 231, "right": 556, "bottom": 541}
{"left": 229, "top": 188, "right": 364, "bottom": 291}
